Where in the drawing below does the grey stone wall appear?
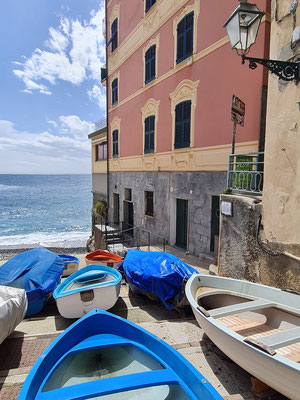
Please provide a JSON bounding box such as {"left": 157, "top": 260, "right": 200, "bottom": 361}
{"left": 218, "top": 194, "right": 300, "bottom": 292}
{"left": 109, "top": 171, "right": 226, "bottom": 258}
{"left": 218, "top": 194, "right": 262, "bottom": 282}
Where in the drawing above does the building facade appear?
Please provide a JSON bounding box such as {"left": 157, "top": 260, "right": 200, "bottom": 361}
{"left": 106, "top": 0, "right": 270, "bottom": 259}
{"left": 88, "top": 119, "right": 107, "bottom": 207}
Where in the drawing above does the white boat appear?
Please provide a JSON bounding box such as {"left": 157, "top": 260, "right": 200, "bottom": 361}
{"left": 0, "top": 285, "right": 27, "bottom": 344}
{"left": 53, "top": 265, "right": 122, "bottom": 318}
{"left": 185, "top": 274, "right": 300, "bottom": 400}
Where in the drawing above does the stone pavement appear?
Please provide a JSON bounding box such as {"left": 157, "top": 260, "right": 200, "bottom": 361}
{"left": 0, "top": 251, "right": 286, "bottom": 399}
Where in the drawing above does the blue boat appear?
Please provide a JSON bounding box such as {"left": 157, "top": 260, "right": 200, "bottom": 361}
{"left": 58, "top": 254, "right": 79, "bottom": 277}
{"left": 53, "top": 265, "right": 122, "bottom": 318}
{"left": 0, "top": 248, "right": 64, "bottom": 316}
{"left": 18, "top": 309, "right": 223, "bottom": 400}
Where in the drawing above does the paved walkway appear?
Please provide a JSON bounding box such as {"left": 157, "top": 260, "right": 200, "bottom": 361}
{"left": 0, "top": 250, "right": 284, "bottom": 399}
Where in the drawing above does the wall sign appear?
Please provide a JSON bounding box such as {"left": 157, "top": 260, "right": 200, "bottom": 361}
{"left": 221, "top": 201, "right": 233, "bottom": 216}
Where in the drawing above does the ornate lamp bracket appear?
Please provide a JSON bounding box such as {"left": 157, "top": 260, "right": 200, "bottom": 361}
{"left": 242, "top": 55, "right": 300, "bottom": 83}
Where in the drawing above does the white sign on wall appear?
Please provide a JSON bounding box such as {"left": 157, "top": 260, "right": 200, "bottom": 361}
{"left": 221, "top": 201, "right": 233, "bottom": 216}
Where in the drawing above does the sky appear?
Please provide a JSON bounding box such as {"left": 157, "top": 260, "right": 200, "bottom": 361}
{"left": 0, "top": 0, "right": 106, "bottom": 174}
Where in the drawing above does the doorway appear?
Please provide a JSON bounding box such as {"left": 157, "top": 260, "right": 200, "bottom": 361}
{"left": 123, "top": 201, "right": 134, "bottom": 236}
{"left": 113, "top": 193, "right": 119, "bottom": 224}
{"left": 176, "top": 199, "right": 188, "bottom": 249}
{"left": 210, "top": 196, "right": 220, "bottom": 254}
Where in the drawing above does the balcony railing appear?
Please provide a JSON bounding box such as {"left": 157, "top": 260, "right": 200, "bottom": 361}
{"left": 227, "top": 152, "right": 264, "bottom": 195}
{"left": 101, "top": 65, "right": 107, "bottom": 83}
{"left": 94, "top": 117, "right": 107, "bottom": 131}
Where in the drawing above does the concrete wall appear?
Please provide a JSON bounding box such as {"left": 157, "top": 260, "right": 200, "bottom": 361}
{"left": 219, "top": 195, "right": 300, "bottom": 292}
{"left": 92, "top": 173, "right": 107, "bottom": 199}
{"left": 109, "top": 170, "right": 226, "bottom": 258}
{"left": 219, "top": 195, "right": 262, "bottom": 282}
{"left": 262, "top": 0, "right": 300, "bottom": 246}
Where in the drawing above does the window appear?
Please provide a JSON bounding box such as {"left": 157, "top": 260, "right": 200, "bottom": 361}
{"left": 145, "top": 0, "right": 156, "bottom": 13}
{"left": 111, "top": 18, "right": 118, "bottom": 52}
{"left": 176, "top": 12, "right": 194, "bottom": 64}
{"left": 145, "top": 45, "right": 156, "bottom": 84}
{"left": 112, "top": 78, "right": 118, "bottom": 105}
{"left": 125, "top": 188, "right": 132, "bottom": 201}
{"left": 145, "top": 191, "right": 154, "bottom": 217}
{"left": 144, "top": 115, "right": 155, "bottom": 154}
{"left": 112, "top": 130, "right": 119, "bottom": 158}
{"left": 96, "top": 142, "right": 107, "bottom": 161}
{"left": 174, "top": 101, "right": 191, "bottom": 149}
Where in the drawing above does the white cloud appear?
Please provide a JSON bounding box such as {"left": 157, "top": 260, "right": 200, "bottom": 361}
{"left": 59, "top": 115, "right": 94, "bottom": 139}
{"left": 21, "top": 89, "right": 33, "bottom": 95}
{"left": 13, "top": 4, "right": 106, "bottom": 102}
{"left": 0, "top": 119, "right": 93, "bottom": 174}
{"left": 88, "top": 85, "right": 106, "bottom": 111}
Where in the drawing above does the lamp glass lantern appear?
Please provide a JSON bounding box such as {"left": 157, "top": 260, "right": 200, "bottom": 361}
{"left": 224, "top": 0, "right": 265, "bottom": 56}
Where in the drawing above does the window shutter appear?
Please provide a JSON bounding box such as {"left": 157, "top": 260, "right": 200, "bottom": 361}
{"left": 175, "top": 103, "right": 183, "bottom": 148}
{"left": 112, "top": 130, "right": 119, "bottom": 157}
{"left": 183, "top": 101, "right": 191, "bottom": 147}
{"left": 112, "top": 78, "right": 118, "bottom": 105}
{"left": 186, "top": 13, "right": 194, "bottom": 57}
{"left": 111, "top": 19, "right": 118, "bottom": 52}
{"left": 144, "top": 116, "right": 155, "bottom": 153}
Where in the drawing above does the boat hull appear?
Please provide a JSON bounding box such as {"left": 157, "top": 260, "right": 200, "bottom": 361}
{"left": 53, "top": 265, "right": 121, "bottom": 318}
{"left": 186, "top": 274, "right": 300, "bottom": 400}
{"left": 85, "top": 250, "right": 123, "bottom": 268}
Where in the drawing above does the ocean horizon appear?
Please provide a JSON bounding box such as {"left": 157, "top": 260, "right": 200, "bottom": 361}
{"left": 0, "top": 174, "right": 92, "bottom": 250}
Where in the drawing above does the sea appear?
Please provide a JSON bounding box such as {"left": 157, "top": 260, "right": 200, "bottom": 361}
{"left": 0, "top": 174, "right": 92, "bottom": 250}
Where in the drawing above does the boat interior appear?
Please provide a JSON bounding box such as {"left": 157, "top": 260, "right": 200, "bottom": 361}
{"left": 196, "top": 288, "right": 300, "bottom": 363}
{"left": 40, "top": 335, "right": 192, "bottom": 399}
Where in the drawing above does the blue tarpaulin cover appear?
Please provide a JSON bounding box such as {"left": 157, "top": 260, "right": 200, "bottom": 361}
{"left": 0, "top": 248, "right": 64, "bottom": 315}
{"left": 119, "top": 249, "right": 197, "bottom": 309}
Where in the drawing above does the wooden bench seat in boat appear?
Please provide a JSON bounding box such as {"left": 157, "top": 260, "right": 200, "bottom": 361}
{"left": 209, "top": 299, "right": 275, "bottom": 318}
{"left": 257, "top": 326, "right": 300, "bottom": 349}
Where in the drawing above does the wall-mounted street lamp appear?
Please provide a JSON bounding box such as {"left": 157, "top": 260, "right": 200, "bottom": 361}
{"left": 224, "top": 0, "right": 299, "bottom": 83}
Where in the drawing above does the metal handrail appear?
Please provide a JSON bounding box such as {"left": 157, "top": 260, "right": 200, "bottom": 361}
{"left": 94, "top": 117, "right": 107, "bottom": 131}
{"left": 102, "top": 221, "right": 168, "bottom": 254}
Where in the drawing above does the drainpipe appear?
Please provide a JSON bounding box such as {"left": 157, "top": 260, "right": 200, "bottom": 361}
{"left": 105, "top": 0, "right": 109, "bottom": 225}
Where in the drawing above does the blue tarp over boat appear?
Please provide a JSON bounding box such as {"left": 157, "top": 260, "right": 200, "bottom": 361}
{"left": 0, "top": 248, "right": 64, "bottom": 316}
{"left": 119, "top": 249, "right": 197, "bottom": 310}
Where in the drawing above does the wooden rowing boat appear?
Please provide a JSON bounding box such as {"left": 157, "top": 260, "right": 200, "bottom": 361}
{"left": 85, "top": 250, "right": 123, "bottom": 267}
{"left": 185, "top": 274, "right": 300, "bottom": 400}
{"left": 53, "top": 265, "right": 122, "bottom": 318}
{"left": 18, "top": 309, "right": 223, "bottom": 400}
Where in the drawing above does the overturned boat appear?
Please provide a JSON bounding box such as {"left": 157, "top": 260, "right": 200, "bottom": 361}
{"left": 185, "top": 274, "right": 300, "bottom": 400}
{"left": 85, "top": 250, "right": 123, "bottom": 267}
{"left": 58, "top": 254, "right": 79, "bottom": 277}
{"left": 18, "top": 309, "right": 223, "bottom": 400}
{"left": 0, "top": 248, "right": 64, "bottom": 316}
{"left": 0, "top": 285, "right": 27, "bottom": 344}
{"left": 53, "top": 265, "right": 122, "bottom": 318}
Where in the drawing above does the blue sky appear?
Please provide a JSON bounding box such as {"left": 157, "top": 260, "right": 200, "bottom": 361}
{"left": 0, "top": 0, "right": 106, "bottom": 174}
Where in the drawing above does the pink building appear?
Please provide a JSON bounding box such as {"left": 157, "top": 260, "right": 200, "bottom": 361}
{"left": 105, "top": 0, "right": 270, "bottom": 258}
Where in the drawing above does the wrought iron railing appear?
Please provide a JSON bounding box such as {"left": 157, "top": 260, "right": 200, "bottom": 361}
{"left": 94, "top": 117, "right": 107, "bottom": 131}
{"left": 99, "top": 219, "right": 168, "bottom": 254}
{"left": 227, "top": 152, "right": 264, "bottom": 195}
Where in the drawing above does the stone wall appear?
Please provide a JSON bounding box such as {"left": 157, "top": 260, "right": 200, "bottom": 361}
{"left": 219, "top": 194, "right": 300, "bottom": 292}
{"left": 109, "top": 171, "right": 226, "bottom": 258}
{"left": 218, "top": 194, "right": 262, "bottom": 282}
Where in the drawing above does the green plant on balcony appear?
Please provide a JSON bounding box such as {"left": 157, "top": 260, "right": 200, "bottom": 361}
{"left": 94, "top": 200, "right": 107, "bottom": 216}
{"left": 234, "top": 155, "right": 253, "bottom": 190}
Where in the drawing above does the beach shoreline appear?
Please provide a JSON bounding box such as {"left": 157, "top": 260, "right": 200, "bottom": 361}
{"left": 0, "top": 246, "right": 88, "bottom": 262}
